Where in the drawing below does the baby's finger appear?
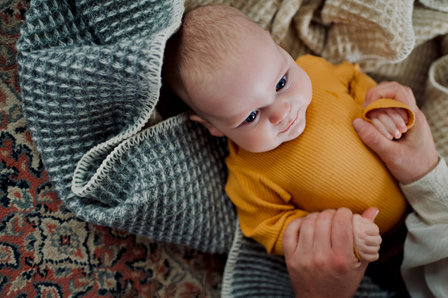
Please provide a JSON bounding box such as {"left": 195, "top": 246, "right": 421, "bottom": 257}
{"left": 370, "top": 114, "right": 394, "bottom": 140}
{"left": 361, "top": 253, "right": 379, "bottom": 263}
{"left": 369, "top": 109, "right": 407, "bottom": 139}
{"left": 385, "top": 108, "right": 408, "bottom": 133}
{"left": 358, "top": 244, "right": 380, "bottom": 255}
{"left": 362, "top": 223, "right": 380, "bottom": 237}
{"left": 363, "top": 234, "right": 382, "bottom": 247}
{"left": 394, "top": 108, "right": 409, "bottom": 124}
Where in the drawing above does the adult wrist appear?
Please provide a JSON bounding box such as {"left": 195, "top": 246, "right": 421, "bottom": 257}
{"left": 400, "top": 157, "right": 448, "bottom": 224}
{"left": 399, "top": 154, "right": 440, "bottom": 185}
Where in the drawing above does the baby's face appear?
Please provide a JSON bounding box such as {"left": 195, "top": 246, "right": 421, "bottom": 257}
{"left": 187, "top": 29, "right": 312, "bottom": 153}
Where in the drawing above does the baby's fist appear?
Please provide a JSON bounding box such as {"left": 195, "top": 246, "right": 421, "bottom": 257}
{"left": 367, "top": 108, "right": 409, "bottom": 140}
{"left": 352, "top": 213, "right": 382, "bottom": 262}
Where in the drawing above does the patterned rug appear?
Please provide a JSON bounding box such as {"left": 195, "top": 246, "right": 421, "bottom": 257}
{"left": 0, "top": 1, "right": 225, "bottom": 296}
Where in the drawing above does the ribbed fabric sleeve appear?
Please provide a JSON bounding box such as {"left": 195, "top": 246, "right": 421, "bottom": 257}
{"left": 225, "top": 164, "right": 308, "bottom": 254}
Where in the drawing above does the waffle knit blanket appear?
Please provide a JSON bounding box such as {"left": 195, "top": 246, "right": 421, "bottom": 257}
{"left": 17, "top": 0, "right": 448, "bottom": 296}
{"left": 17, "top": 0, "right": 235, "bottom": 254}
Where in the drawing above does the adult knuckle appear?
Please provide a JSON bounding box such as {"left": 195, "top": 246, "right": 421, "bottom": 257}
{"left": 322, "top": 209, "right": 336, "bottom": 215}
{"left": 300, "top": 259, "right": 313, "bottom": 272}
{"left": 332, "top": 256, "right": 350, "bottom": 272}
{"left": 338, "top": 207, "right": 352, "bottom": 216}
{"left": 319, "top": 209, "right": 334, "bottom": 221}
{"left": 301, "top": 219, "right": 313, "bottom": 231}
{"left": 335, "top": 208, "right": 352, "bottom": 224}
{"left": 313, "top": 253, "right": 328, "bottom": 268}
{"left": 289, "top": 260, "right": 302, "bottom": 272}
{"left": 415, "top": 108, "right": 426, "bottom": 120}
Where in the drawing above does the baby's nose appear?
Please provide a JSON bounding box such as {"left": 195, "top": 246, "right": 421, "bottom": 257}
{"left": 269, "top": 102, "right": 291, "bottom": 125}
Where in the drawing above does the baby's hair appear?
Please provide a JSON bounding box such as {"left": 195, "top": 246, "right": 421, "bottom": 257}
{"left": 163, "top": 5, "right": 257, "bottom": 106}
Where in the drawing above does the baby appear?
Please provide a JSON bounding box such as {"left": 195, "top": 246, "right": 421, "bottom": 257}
{"left": 163, "top": 5, "right": 414, "bottom": 262}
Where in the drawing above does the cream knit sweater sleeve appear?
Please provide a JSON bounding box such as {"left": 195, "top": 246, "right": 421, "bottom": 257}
{"left": 400, "top": 157, "right": 448, "bottom": 298}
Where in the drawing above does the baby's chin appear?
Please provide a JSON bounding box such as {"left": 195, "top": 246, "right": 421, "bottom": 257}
{"left": 238, "top": 119, "right": 307, "bottom": 153}
{"left": 288, "top": 124, "right": 306, "bottom": 142}
{"left": 241, "top": 141, "right": 282, "bottom": 153}
{"left": 284, "top": 114, "right": 307, "bottom": 142}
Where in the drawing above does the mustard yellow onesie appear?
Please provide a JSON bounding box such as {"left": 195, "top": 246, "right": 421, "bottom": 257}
{"left": 225, "top": 55, "right": 415, "bottom": 255}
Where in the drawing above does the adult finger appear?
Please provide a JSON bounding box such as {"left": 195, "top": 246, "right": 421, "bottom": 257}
{"left": 365, "top": 82, "right": 416, "bottom": 108}
{"left": 283, "top": 217, "right": 303, "bottom": 258}
{"left": 331, "top": 208, "right": 354, "bottom": 253}
{"left": 314, "top": 209, "right": 335, "bottom": 251}
{"left": 296, "top": 212, "right": 319, "bottom": 252}
{"left": 352, "top": 118, "right": 396, "bottom": 162}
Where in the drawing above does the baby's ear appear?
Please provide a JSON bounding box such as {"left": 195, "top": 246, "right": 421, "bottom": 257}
{"left": 189, "top": 114, "right": 225, "bottom": 137}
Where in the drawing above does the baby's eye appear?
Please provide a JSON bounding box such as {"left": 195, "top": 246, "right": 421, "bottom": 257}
{"left": 245, "top": 110, "right": 259, "bottom": 123}
{"left": 276, "top": 75, "right": 287, "bottom": 91}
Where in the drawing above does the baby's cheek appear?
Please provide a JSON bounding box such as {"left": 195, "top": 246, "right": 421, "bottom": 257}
{"left": 245, "top": 133, "right": 278, "bottom": 153}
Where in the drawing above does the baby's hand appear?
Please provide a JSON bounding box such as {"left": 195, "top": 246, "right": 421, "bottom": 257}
{"left": 352, "top": 213, "right": 382, "bottom": 262}
{"left": 354, "top": 82, "right": 439, "bottom": 184}
{"left": 367, "top": 108, "right": 409, "bottom": 140}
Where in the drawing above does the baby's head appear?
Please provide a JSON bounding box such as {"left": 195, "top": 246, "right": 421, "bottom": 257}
{"left": 164, "top": 5, "right": 312, "bottom": 153}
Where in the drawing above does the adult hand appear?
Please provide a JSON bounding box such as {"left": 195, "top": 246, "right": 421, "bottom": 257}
{"left": 283, "top": 207, "right": 378, "bottom": 298}
{"left": 353, "top": 82, "right": 439, "bottom": 184}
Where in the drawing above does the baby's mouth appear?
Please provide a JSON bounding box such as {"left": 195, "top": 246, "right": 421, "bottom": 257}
{"left": 280, "top": 112, "right": 299, "bottom": 134}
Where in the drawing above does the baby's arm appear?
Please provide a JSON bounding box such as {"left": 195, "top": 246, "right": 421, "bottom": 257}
{"left": 352, "top": 213, "right": 382, "bottom": 262}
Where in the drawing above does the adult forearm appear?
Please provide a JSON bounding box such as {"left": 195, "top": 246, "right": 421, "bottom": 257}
{"left": 400, "top": 157, "right": 448, "bottom": 297}
{"left": 400, "top": 157, "right": 448, "bottom": 224}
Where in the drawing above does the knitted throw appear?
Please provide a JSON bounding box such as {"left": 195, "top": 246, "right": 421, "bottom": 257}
{"left": 17, "top": 0, "right": 235, "bottom": 254}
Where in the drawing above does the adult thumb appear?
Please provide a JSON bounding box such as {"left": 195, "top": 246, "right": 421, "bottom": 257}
{"left": 361, "top": 207, "right": 379, "bottom": 222}
{"left": 353, "top": 118, "right": 394, "bottom": 159}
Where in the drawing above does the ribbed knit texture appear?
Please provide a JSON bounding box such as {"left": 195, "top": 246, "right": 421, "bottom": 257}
{"left": 16, "top": 0, "right": 235, "bottom": 254}
{"left": 226, "top": 56, "right": 411, "bottom": 255}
